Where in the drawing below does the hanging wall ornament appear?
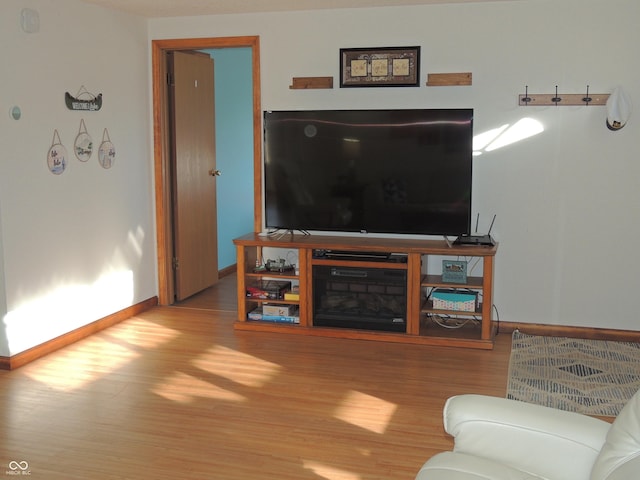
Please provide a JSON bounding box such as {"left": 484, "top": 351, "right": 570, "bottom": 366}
{"left": 47, "top": 129, "right": 68, "bottom": 175}
{"left": 74, "top": 119, "right": 93, "bottom": 162}
{"left": 65, "top": 85, "right": 102, "bottom": 111}
{"left": 98, "top": 128, "right": 115, "bottom": 169}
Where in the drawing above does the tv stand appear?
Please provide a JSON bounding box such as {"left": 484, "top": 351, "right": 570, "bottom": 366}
{"left": 233, "top": 233, "right": 498, "bottom": 349}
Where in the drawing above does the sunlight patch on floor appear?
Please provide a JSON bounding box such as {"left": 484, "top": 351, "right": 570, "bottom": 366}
{"left": 333, "top": 390, "right": 397, "bottom": 434}
{"left": 192, "top": 345, "right": 282, "bottom": 388}
{"left": 24, "top": 337, "right": 140, "bottom": 391}
{"left": 104, "top": 318, "right": 180, "bottom": 349}
{"left": 152, "top": 371, "right": 246, "bottom": 403}
{"left": 302, "top": 460, "right": 361, "bottom": 480}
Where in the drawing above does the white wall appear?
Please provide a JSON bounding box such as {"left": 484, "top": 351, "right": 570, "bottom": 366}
{"left": 0, "top": 0, "right": 636, "bottom": 359}
{"left": 150, "top": 0, "right": 640, "bottom": 331}
{"left": 0, "top": 0, "right": 155, "bottom": 356}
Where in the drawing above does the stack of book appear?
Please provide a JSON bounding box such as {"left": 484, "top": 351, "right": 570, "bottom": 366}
{"left": 248, "top": 305, "right": 300, "bottom": 324}
{"left": 246, "top": 280, "right": 292, "bottom": 299}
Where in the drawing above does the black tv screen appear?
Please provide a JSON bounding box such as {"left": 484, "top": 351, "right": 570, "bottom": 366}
{"left": 264, "top": 109, "right": 473, "bottom": 236}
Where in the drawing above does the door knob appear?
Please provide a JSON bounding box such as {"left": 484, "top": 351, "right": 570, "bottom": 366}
{"left": 209, "top": 169, "right": 222, "bottom": 176}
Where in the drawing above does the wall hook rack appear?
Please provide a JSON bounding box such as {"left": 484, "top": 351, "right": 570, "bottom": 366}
{"left": 519, "top": 85, "right": 609, "bottom": 106}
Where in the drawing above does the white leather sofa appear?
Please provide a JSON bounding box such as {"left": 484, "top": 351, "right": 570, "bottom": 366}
{"left": 416, "top": 390, "right": 640, "bottom": 480}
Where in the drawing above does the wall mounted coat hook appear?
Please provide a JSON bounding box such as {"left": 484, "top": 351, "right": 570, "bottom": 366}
{"left": 551, "top": 86, "right": 561, "bottom": 105}
{"left": 519, "top": 87, "right": 609, "bottom": 106}
{"left": 582, "top": 85, "right": 592, "bottom": 105}
{"left": 521, "top": 85, "right": 532, "bottom": 105}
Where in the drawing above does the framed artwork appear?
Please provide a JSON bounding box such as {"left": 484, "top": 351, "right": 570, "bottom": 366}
{"left": 340, "top": 46, "right": 420, "bottom": 87}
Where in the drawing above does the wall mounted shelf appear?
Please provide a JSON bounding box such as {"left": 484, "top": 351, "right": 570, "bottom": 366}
{"left": 289, "top": 77, "right": 334, "bottom": 89}
{"left": 426, "top": 72, "right": 472, "bottom": 86}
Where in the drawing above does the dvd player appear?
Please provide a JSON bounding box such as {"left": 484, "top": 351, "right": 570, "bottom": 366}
{"left": 312, "top": 249, "right": 408, "bottom": 263}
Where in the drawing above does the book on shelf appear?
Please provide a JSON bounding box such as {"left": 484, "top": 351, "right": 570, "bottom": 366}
{"left": 247, "top": 306, "right": 300, "bottom": 324}
{"left": 284, "top": 285, "right": 300, "bottom": 301}
{"left": 246, "top": 280, "right": 292, "bottom": 299}
{"left": 263, "top": 304, "right": 296, "bottom": 316}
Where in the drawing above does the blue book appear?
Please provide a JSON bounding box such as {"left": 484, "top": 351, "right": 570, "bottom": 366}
{"left": 260, "top": 313, "right": 299, "bottom": 324}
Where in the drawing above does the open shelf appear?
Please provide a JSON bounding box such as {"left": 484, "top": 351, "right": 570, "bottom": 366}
{"left": 421, "top": 300, "right": 483, "bottom": 317}
{"left": 419, "top": 315, "right": 484, "bottom": 341}
{"left": 234, "top": 233, "right": 497, "bottom": 349}
{"left": 421, "top": 274, "right": 484, "bottom": 289}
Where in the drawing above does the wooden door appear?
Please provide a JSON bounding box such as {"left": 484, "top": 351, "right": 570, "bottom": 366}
{"left": 168, "top": 51, "right": 219, "bottom": 301}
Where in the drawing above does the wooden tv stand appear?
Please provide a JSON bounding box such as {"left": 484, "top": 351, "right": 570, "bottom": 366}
{"left": 233, "top": 232, "right": 498, "bottom": 349}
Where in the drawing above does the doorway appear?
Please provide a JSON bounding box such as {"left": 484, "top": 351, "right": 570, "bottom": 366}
{"left": 152, "top": 36, "right": 262, "bottom": 305}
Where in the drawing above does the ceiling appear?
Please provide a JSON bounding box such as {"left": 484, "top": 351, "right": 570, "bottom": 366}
{"left": 78, "top": 0, "right": 518, "bottom": 18}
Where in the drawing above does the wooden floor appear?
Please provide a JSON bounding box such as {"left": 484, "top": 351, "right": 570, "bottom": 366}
{"left": 0, "top": 274, "right": 512, "bottom": 479}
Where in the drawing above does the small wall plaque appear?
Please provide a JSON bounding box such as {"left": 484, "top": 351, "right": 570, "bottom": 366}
{"left": 65, "top": 86, "right": 102, "bottom": 111}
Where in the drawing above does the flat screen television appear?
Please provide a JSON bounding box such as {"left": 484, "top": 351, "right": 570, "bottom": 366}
{"left": 263, "top": 108, "right": 473, "bottom": 236}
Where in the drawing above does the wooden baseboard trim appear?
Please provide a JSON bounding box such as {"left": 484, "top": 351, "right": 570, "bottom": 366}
{"left": 219, "top": 264, "right": 237, "bottom": 278}
{"left": 0, "top": 297, "right": 158, "bottom": 370}
{"left": 497, "top": 321, "right": 640, "bottom": 343}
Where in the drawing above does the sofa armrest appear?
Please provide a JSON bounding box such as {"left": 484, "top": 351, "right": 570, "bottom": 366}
{"left": 443, "top": 395, "right": 611, "bottom": 480}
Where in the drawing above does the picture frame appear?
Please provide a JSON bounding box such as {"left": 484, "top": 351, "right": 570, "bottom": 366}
{"left": 340, "top": 46, "right": 420, "bottom": 87}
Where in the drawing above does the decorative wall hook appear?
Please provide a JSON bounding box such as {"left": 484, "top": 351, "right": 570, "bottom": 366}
{"left": 518, "top": 85, "right": 609, "bottom": 106}
{"left": 551, "top": 85, "right": 561, "bottom": 105}
{"left": 521, "top": 85, "right": 532, "bottom": 105}
{"left": 582, "top": 85, "right": 593, "bottom": 105}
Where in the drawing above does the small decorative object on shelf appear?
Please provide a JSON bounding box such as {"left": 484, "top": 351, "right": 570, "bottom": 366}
{"left": 264, "top": 258, "right": 295, "bottom": 273}
{"left": 442, "top": 260, "right": 467, "bottom": 284}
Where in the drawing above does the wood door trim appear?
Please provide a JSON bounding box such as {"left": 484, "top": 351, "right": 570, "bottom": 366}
{"left": 152, "top": 36, "right": 261, "bottom": 305}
